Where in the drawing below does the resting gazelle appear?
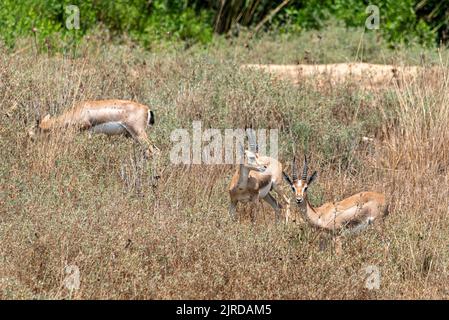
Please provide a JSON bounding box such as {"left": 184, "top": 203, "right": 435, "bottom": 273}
{"left": 283, "top": 155, "right": 389, "bottom": 252}
{"left": 228, "top": 133, "right": 290, "bottom": 222}
{"left": 28, "top": 99, "right": 159, "bottom": 158}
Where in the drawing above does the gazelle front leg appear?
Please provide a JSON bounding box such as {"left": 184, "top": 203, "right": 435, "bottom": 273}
{"left": 263, "top": 193, "right": 282, "bottom": 223}
{"left": 229, "top": 200, "right": 238, "bottom": 221}
{"left": 334, "top": 236, "right": 343, "bottom": 255}
{"left": 271, "top": 184, "right": 291, "bottom": 224}
{"left": 128, "top": 128, "right": 159, "bottom": 159}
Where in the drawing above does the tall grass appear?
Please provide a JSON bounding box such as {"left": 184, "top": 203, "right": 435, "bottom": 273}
{"left": 384, "top": 66, "right": 449, "bottom": 173}
{"left": 0, "top": 31, "right": 448, "bottom": 299}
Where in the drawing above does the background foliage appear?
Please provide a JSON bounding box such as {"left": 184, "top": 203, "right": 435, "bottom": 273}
{"left": 0, "top": 0, "right": 448, "bottom": 50}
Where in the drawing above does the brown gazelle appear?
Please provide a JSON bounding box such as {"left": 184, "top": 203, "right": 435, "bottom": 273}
{"left": 28, "top": 99, "right": 158, "bottom": 158}
{"left": 283, "top": 155, "right": 388, "bottom": 251}
{"left": 228, "top": 133, "right": 290, "bottom": 222}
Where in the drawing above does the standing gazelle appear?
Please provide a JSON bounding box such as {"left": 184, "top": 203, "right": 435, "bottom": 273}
{"left": 228, "top": 134, "right": 290, "bottom": 222}
{"left": 28, "top": 99, "right": 159, "bottom": 158}
{"left": 283, "top": 155, "right": 389, "bottom": 252}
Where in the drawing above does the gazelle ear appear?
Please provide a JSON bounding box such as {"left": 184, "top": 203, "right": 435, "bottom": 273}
{"left": 238, "top": 143, "right": 245, "bottom": 163}
{"left": 283, "top": 172, "right": 295, "bottom": 192}
{"left": 308, "top": 171, "right": 318, "bottom": 185}
{"left": 246, "top": 128, "right": 258, "bottom": 153}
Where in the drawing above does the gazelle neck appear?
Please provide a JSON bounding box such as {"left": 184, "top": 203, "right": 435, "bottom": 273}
{"left": 298, "top": 196, "right": 323, "bottom": 229}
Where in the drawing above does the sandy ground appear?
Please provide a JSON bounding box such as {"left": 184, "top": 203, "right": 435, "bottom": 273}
{"left": 241, "top": 63, "right": 422, "bottom": 89}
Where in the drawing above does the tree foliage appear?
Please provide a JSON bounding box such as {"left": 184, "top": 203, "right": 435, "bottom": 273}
{"left": 0, "top": 0, "right": 447, "bottom": 49}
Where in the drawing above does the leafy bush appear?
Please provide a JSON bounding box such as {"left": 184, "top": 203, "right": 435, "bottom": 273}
{"left": 0, "top": 0, "right": 446, "bottom": 50}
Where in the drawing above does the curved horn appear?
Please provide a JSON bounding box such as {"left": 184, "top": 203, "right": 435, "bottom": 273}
{"left": 292, "top": 156, "right": 298, "bottom": 181}
{"left": 302, "top": 155, "right": 308, "bottom": 181}
{"left": 237, "top": 142, "right": 245, "bottom": 164}
{"left": 247, "top": 129, "right": 257, "bottom": 153}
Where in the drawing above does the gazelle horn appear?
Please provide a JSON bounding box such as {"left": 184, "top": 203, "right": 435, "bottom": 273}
{"left": 302, "top": 155, "right": 308, "bottom": 181}
{"left": 239, "top": 142, "right": 245, "bottom": 158}
{"left": 247, "top": 129, "right": 258, "bottom": 153}
{"left": 292, "top": 156, "right": 298, "bottom": 181}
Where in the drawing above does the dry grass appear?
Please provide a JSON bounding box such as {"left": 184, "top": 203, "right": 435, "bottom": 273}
{"left": 1, "top": 33, "right": 448, "bottom": 299}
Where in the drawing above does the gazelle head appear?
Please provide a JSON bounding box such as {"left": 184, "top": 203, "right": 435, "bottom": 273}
{"left": 283, "top": 155, "right": 317, "bottom": 205}
{"left": 244, "top": 128, "right": 266, "bottom": 168}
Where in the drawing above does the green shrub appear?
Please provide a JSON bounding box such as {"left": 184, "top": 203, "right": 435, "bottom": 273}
{"left": 0, "top": 0, "right": 445, "bottom": 50}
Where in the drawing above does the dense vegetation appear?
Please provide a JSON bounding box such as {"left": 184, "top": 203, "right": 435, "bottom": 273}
{"left": 0, "top": 0, "right": 448, "bottom": 50}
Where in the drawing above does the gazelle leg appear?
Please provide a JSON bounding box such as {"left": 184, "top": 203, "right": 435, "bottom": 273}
{"left": 229, "top": 201, "right": 238, "bottom": 221}
{"left": 126, "top": 127, "right": 158, "bottom": 160}
{"left": 319, "top": 236, "right": 327, "bottom": 251}
{"left": 135, "top": 130, "right": 155, "bottom": 159}
{"left": 271, "top": 184, "right": 291, "bottom": 224}
{"left": 263, "top": 193, "right": 281, "bottom": 223}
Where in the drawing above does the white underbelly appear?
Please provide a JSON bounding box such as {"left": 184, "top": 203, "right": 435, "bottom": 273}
{"left": 343, "top": 219, "right": 371, "bottom": 235}
{"left": 258, "top": 182, "right": 272, "bottom": 198}
{"left": 91, "top": 122, "right": 127, "bottom": 135}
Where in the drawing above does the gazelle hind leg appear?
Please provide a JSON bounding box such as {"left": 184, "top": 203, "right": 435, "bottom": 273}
{"left": 319, "top": 236, "right": 328, "bottom": 251}
{"left": 282, "top": 194, "right": 291, "bottom": 224}
{"left": 229, "top": 201, "right": 238, "bottom": 221}
{"left": 262, "top": 193, "right": 281, "bottom": 223}
{"left": 135, "top": 131, "right": 154, "bottom": 159}
{"left": 271, "top": 184, "right": 291, "bottom": 224}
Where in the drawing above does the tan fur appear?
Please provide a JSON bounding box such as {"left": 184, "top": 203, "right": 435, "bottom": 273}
{"left": 229, "top": 166, "right": 272, "bottom": 202}
{"left": 301, "top": 190, "right": 387, "bottom": 232}
{"left": 241, "top": 63, "right": 420, "bottom": 89}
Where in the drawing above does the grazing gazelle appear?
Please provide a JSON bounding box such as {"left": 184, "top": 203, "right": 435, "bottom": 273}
{"left": 28, "top": 99, "right": 159, "bottom": 158}
{"left": 228, "top": 137, "right": 290, "bottom": 223}
{"left": 283, "top": 155, "right": 389, "bottom": 252}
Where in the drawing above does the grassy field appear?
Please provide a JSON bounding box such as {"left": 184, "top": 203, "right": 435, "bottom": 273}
{"left": 1, "top": 26, "right": 449, "bottom": 299}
